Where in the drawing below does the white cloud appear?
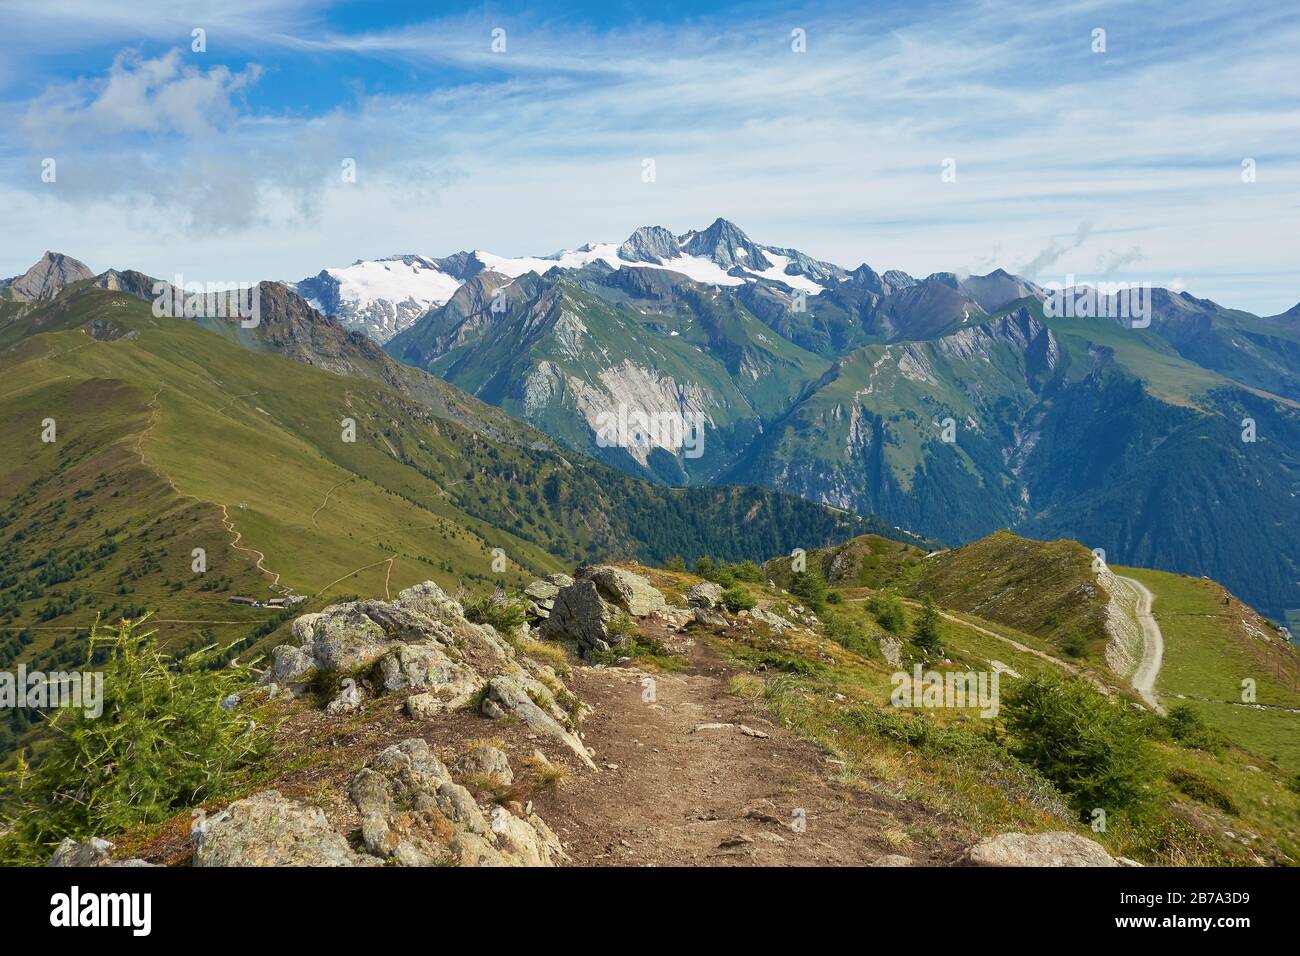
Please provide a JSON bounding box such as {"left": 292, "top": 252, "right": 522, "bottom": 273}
{"left": 1, "top": 0, "right": 1298, "bottom": 313}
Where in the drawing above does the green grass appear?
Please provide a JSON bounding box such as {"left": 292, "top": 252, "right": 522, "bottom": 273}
{"left": 1117, "top": 566, "right": 1300, "bottom": 710}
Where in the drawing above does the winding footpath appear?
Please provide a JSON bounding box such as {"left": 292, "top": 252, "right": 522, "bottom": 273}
{"left": 1115, "top": 574, "right": 1165, "bottom": 714}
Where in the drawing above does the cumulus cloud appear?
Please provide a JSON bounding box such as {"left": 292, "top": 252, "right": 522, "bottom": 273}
{"left": 23, "top": 49, "right": 262, "bottom": 141}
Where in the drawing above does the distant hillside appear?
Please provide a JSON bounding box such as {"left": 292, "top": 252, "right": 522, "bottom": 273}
{"left": 765, "top": 533, "right": 929, "bottom": 591}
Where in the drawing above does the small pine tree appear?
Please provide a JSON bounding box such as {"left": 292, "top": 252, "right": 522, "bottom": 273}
{"left": 1002, "top": 674, "right": 1150, "bottom": 819}
{"left": 912, "top": 597, "right": 941, "bottom": 654}
{"left": 790, "top": 568, "right": 829, "bottom": 614}
{"left": 868, "top": 592, "right": 907, "bottom": 634}
{"left": 0, "top": 615, "right": 264, "bottom": 864}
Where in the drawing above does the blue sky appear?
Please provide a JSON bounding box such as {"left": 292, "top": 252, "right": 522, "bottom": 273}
{"left": 0, "top": 0, "right": 1297, "bottom": 313}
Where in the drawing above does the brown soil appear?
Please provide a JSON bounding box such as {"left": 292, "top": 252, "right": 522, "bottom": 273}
{"left": 533, "top": 620, "right": 961, "bottom": 866}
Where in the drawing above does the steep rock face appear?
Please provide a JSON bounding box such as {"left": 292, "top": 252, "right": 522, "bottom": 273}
{"left": 678, "top": 218, "right": 774, "bottom": 271}
{"left": 618, "top": 225, "right": 680, "bottom": 264}
{"left": 5, "top": 252, "right": 94, "bottom": 300}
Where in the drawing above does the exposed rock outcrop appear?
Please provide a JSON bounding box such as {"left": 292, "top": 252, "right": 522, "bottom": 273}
{"left": 540, "top": 579, "right": 617, "bottom": 658}
{"left": 960, "top": 831, "right": 1122, "bottom": 867}
{"left": 480, "top": 676, "right": 596, "bottom": 769}
{"left": 193, "top": 791, "right": 371, "bottom": 867}
{"left": 49, "top": 837, "right": 156, "bottom": 868}
{"left": 262, "top": 581, "right": 594, "bottom": 765}
{"left": 577, "top": 565, "right": 666, "bottom": 617}
{"left": 350, "top": 739, "right": 566, "bottom": 866}
{"left": 686, "top": 581, "right": 724, "bottom": 609}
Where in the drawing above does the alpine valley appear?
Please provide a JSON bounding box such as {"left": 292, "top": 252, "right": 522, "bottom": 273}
{"left": 293, "top": 218, "right": 1298, "bottom": 628}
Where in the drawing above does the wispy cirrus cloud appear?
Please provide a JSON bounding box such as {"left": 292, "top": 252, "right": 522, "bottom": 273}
{"left": 0, "top": 0, "right": 1297, "bottom": 313}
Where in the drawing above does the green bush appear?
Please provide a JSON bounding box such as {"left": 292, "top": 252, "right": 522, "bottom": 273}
{"left": 1001, "top": 674, "right": 1150, "bottom": 819}
{"left": 1061, "top": 633, "right": 1089, "bottom": 658}
{"left": 731, "top": 561, "right": 766, "bottom": 584}
{"left": 465, "top": 592, "right": 528, "bottom": 637}
{"left": 1163, "top": 704, "right": 1228, "bottom": 755}
{"left": 0, "top": 615, "right": 264, "bottom": 864}
{"left": 721, "top": 585, "right": 757, "bottom": 613}
{"left": 821, "top": 611, "right": 882, "bottom": 661}
{"left": 789, "top": 569, "right": 829, "bottom": 614}
{"left": 868, "top": 592, "right": 907, "bottom": 634}
{"left": 662, "top": 555, "right": 686, "bottom": 573}
{"left": 1166, "top": 768, "right": 1237, "bottom": 815}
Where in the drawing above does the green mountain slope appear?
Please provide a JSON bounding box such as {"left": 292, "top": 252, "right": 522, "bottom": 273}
{"left": 728, "top": 301, "right": 1300, "bottom": 620}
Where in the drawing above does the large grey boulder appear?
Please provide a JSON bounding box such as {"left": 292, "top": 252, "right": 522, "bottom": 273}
{"left": 308, "top": 606, "right": 389, "bottom": 673}
{"left": 686, "top": 581, "right": 724, "bottom": 609}
{"left": 961, "top": 831, "right": 1121, "bottom": 867}
{"left": 578, "top": 565, "right": 666, "bottom": 617}
{"left": 193, "top": 791, "right": 369, "bottom": 867}
{"left": 377, "top": 640, "right": 478, "bottom": 700}
{"left": 541, "top": 580, "right": 616, "bottom": 657}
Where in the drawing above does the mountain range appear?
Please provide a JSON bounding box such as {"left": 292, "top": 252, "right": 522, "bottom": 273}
{"left": 283, "top": 219, "right": 1300, "bottom": 624}
{"left": 5, "top": 218, "right": 1300, "bottom": 633}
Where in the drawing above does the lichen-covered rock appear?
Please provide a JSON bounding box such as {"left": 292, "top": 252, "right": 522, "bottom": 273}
{"left": 578, "top": 565, "right": 666, "bottom": 617}
{"left": 748, "top": 607, "right": 795, "bottom": 633}
{"left": 378, "top": 641, "right": 478, "bottom": 701}
{"left": 269, "top": 644, "right": 315, "bottom": 684}
{"left": 454, "top": 744, "right": 514, "bottom": 787}
{"left": 193, "top": 791, "right": 369, "bottom": 867}
{"left": 309, "top": 606, "right": 389, "bottom": 672}
{"left": 878, "top": 634, "right": 904, "bottom": 668}
{"left": 686, "top": 581, "right": 724, "bottom": 609}
{"left": 394, "top": 581, "right": 465, "bottom": 622}
{"left": 481, "top": 676, "right": 596, "bottom": 769}
{"left": 49, "top": 837, "right": 155, "bottom": 868}
{"left": 349, "top": 739, "right": 565, "bottom": 866}
{"left": 961, "top": 831, "right": 1120, "bottom": 867}
{"left": 325, "top": 677, "right": 364, "bottom": 715}
{"left": 524, "top": 580, "right": 560, "bottom": 605}
{"left": 693, "top": 607, "right": 729, "bottom": 628}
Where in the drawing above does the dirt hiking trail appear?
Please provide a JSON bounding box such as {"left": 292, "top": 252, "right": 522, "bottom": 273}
{"left": 534, "top": 621, "right": 961, "bottom": 866}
